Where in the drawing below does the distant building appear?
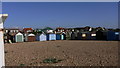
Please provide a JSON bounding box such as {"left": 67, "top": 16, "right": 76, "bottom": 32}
{"left": 4, "top": 28, "right": 19, "bottom": 34}
{"left": 4, "top": 28, "right": 20, "bottom": 43}
{"left": 55, "top": 27, "right": 66, "bottom": 33}
{"left": 23, "top": 28, "right": 33, "bottom": 33}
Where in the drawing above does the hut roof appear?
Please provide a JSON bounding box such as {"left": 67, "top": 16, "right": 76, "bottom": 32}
{"left": 28, "top": 34, "right": 35, "bottom": 36}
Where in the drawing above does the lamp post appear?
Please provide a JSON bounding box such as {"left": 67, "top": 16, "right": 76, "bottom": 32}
{"left": 0, "top": 14, "right": 8, "bottom": 68}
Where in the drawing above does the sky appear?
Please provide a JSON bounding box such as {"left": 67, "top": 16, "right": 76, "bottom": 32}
{"left": 2, "top": 2, "right": 118, "bottom": 29}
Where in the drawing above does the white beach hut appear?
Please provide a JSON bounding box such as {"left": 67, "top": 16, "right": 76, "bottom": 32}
{"left": 40, "top": 34, "right": 47, "bottom": 41}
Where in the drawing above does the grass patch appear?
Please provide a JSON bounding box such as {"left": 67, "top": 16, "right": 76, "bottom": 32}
{"left": 19, "top": 64, "right": 25, "bottom": 66}
{"left": 43, "top": 58, "right": 62, "bottom": 63}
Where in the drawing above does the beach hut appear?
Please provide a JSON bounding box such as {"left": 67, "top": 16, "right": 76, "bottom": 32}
{"left": 71, "top": 32, "right": 76, "bottom": 40}
{"left": 40, "top": 34, "right": 47, "bottom": 41}
{"left": 47, "top": 34, "right": 56, "bottom": 41}
{"left": 27, "top": 33, "right": 36, "bottom": 42}
{"left": 61, "top": 33, "right": 66, "bottom": 40}
{"left": 107, "top": 31, "right": 115, "bottom": 41}
{"left": 56, "top": 34, "right": 61, "bottom": 40}
{"left": 15, "top": 32, "right": 24, "bottom": 42}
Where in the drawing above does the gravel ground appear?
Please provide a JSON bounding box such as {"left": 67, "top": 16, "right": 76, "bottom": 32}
{"left": 4, "top": 40, "right": 118, "bottom": 66}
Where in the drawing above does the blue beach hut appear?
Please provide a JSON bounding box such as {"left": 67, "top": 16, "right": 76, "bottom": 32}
{"left": 36, "top": 33, "right": 47, "bottom": 41}
{"left": 107, "top": 31, "right": 115, "bottom": 41}
{"left": 56, "top": 34, "right": 61, "bottom": 40}
{"left": 47, "top": 34, "right": 56, "bottom": 41}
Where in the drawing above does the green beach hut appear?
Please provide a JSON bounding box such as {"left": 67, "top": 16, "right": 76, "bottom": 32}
{"left": 15, "top": 32, "right": 24, "bottom": 42}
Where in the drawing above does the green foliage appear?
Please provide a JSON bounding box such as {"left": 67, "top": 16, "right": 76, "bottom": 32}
{"left": 19, "top": 64, "right": 25, "bottom": 66}
{"left": 43, "top": 58, "right": 62, "bottom": 63}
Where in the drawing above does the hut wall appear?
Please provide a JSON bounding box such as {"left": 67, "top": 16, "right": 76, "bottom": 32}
{"left": 107, "top": 31, "right": 115, "bottom": 41}
{"left": 28, "top": 36, "right": 35, "bottom": 42}
{"left": 27, "top": 34, "right": 36, "bottom": 42}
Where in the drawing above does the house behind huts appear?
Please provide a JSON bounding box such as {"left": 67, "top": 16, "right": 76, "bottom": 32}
{"left": 23, "top": 28, "right": 33, "bottom": 41}
{"left": 4, "top": 28, "right": 20, "bottom": 43}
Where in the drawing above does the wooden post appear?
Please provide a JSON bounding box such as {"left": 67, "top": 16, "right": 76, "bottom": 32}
{"left": 0, "top": 14, "right": 8, "bottom": 68}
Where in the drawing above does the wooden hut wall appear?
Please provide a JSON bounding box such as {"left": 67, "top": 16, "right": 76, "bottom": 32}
{"left": 28, "top": 34, "right": 36, "bottom": 42}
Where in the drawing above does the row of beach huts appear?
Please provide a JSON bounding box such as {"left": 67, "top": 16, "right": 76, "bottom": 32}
{"left": 3, "top": 26, "right": 120, "bottom": 43}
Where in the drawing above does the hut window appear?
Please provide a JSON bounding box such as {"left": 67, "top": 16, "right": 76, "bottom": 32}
{"left": 91, "top": 34, "right": 96, "bottom": 36}
{"left": 82, "top": 34, "right": 86, "bottom": 37}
